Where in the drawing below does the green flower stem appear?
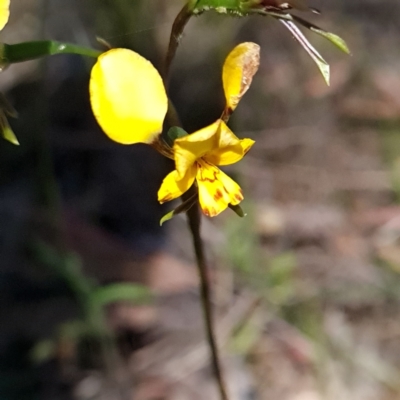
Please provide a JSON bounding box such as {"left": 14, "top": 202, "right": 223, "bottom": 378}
{"left": 185, "top": 188, "right": 230, "bottom": 400}
{"left": 0, "top": 41, "right": 101, "bottom": 64}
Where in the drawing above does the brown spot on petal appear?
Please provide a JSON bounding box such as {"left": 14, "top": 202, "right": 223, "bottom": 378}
{"left": 235, "top": 190, "right": 244, "bottom": 202}
{"left": 214, "top": 189, "right": 223, "bottom": 202}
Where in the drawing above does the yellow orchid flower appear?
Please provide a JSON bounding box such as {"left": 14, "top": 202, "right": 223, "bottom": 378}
{"left": 158, "top": 119, "right": 254, "bottom": 217}
{"left": 89, "top": 42, "right": 260, "bottom": 218}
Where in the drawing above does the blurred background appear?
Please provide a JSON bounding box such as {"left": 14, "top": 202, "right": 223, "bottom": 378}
{"left": 1, "top": 0, "right": 400, "bottom": 399}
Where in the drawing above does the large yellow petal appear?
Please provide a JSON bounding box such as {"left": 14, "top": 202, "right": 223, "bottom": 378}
{"left": 173, "top": 120, "right": 220, "bottom": 179}
{"left": 222, "top": 42, "right": 260, "bottom": 112}
{"left": 205, "top": 120, "right": 255, "bottom": 166}
{"left": 90, "top": 48, "right": 168, "bottom": 145}
{"left": 0, "top": 0, "right": 9, "bottom": 31}
{"left": 158, "top": 165, "right": 197, "bottom": 203}
{"left": 196, "top": 160, "right": 244, "bottom": 217}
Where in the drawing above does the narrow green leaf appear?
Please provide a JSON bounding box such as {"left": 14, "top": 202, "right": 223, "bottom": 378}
{"left": 160, "top": 191, "right": 198, "bottom": 225}
{"left": 2, "top": 125, "right": 19, "bottom": 145}
{"left": 1, "top": 41, "right": 101, "bottom": 64}
{"left": 160, "top": 210, "right": 175, "bottom": 226}
{"left": 292, "top": 15, "right": 350, "bottom": 54}
{"left": 0, "top": 112, "right": 18, "bottom": 145}
{"left": 228, "top": 203, "right": 246, "bottom": 217}
{"left": 92, "top": 283, "right": 152, "bottom": 307}
{"left": 280, "top": 19, "right": 330, "bottom": 85}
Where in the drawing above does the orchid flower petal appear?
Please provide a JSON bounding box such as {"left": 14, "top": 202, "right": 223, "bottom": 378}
{"left": 158, "top": 165, "right": 197, "bottom": 204}
{"left": 0, "top": 0, "right": 9, "bottom": 31}
{"left": 173, "top": 120, "right": 220, "bottom": 178}
{"left": 196, "top": 160, "right": 243, "bottom": 217}
{"left": 205, "top": 121, "right": 255, "bottom": 166}
{"left": 90, "top": 48, "right": 167, "bottom": 145}
{"left": 222, "top": 42, "right": 260, "bottom": 112}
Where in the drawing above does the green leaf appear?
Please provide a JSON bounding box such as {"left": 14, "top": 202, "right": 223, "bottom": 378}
{"left": 167, "top": 126, "right": 189, "bottom": 142}
{"left": 0, "top": 93, "right": 19, "bottom": 145}
{"left": 228, "top": 203, "right": 246, "bottom": 217}
{"left": 1, "top": 124, "right": 19, "bottom": 145}
{"left": 280, "top": 19, "right": 330, "bottom": 85}
{"left": 292, "top": 15, "right": 350, "bottom": 54}
{"left": 0, "top": 111, "right": 18, "bottom": 145}
{"left": 92, "top": 283, "right": 152, "bottom": 307}
{"left": 0, "top": 41, "right": 101, "bottom": 64}
{"left": 160, "top": 191, "right": 198, "bottom": 225}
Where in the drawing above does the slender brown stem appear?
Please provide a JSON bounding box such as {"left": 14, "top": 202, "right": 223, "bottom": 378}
{"left": 185, "top": 194, "right": 230, "bottom": 400}
{"left": 163, "top": 4, "right": 192, "bottom": 81}
{"left": 163, "top": 6, "right": 230, "bottom": 398}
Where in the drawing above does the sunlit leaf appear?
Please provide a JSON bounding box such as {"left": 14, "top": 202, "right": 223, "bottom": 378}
{"left": 292, "top": 15, "right": 350, "bottom": 54}
{"left": 280, "top": 19, "right": 330, "bottom": 85}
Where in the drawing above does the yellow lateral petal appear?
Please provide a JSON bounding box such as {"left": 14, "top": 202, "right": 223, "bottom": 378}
{"left": 0, "top": 0, "right": 9, "bottom": 31}
{"left": 205, "top": 121, "right": 255, "bottom": 166}
{"left": 90, "top": 48, "right": 167, "bottom": 145}
{"left": 173, "top": 120, "right": 220, "bottom": 179}
{"left": 196, "top": 160, "right": 243, "bottom": 217}
{"left": 158, "top": 166, "right": 197, "bottom": 204}
{"left": 222, "top": 42, "right": 260, "bottom": 112}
